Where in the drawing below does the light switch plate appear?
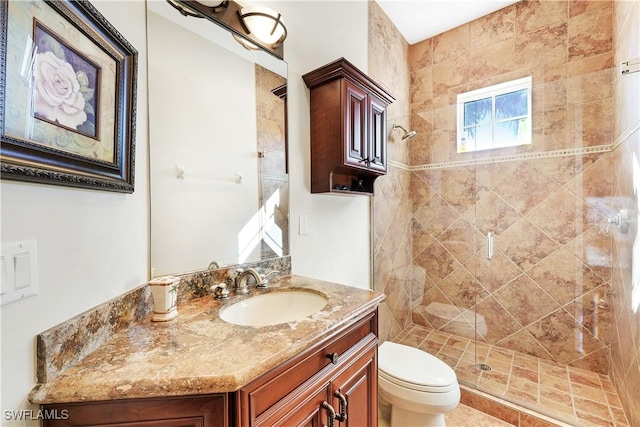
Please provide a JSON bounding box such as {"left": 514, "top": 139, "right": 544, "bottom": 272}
{"left": 1, "top": 240, "right": 38, "bottom": 306}
{"left": 298, "top": 215, "right": 309, "bottom": 235}
{"left": 0, "top": 255, "right": 8, "bottom": 295}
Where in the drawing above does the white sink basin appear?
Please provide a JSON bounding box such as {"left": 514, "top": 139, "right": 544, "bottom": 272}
{"left": 219, "top": 289, "right": 328, "bottom": 327}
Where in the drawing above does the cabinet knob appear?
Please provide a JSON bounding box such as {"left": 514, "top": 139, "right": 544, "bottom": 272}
{"left": 327, "top": 352, "right": 339, "bottom": 364}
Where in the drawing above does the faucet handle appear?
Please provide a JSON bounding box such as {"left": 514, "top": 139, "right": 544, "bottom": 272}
{"left": 226, "top": 268, "right": 241, "bottom": 284}
{"left": 256, "top": 270, "right": 279, "bottom": 289}
{"left": 211, "top": 283, "right": 230, "bottom": 300}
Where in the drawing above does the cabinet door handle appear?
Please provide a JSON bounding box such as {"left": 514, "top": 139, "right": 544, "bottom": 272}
{"left": 334, "top": 391, "right": 347, "bottom": 422}
{"left": 321, "top": 401, "right": 336, "bottom": 427}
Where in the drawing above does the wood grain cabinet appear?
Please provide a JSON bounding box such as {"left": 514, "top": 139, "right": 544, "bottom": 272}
{"left": 42, "top": 394, "right": 229, "bottom": 426}
{"left": 41, "top": 308, "right": 379, "bottom": 427}
{"left": 303, "top": 58, "right": 394, "bottom": 195}
{"left": 236, "top": 308, "right": 379, "bottom": 426}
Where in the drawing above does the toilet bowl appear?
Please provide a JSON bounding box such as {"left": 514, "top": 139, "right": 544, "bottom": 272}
{"left": 378, "top": 341, "right": 460, "bottom": 427}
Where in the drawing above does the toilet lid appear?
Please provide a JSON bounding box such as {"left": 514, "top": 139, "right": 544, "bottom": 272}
{"left": 379, "top": 342, "right": 457, "bottom": 389}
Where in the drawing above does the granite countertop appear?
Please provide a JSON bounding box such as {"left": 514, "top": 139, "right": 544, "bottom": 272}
{"left": 29, "top": 275, "right": 384, "bottom": 404}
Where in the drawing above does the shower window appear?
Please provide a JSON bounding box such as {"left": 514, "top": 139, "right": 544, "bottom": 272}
{"left": 456, "top": 76, "right": 532, "bottom": 153}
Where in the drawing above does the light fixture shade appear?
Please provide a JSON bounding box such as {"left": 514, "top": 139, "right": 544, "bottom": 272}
{"left": 232, "top": 33, "right": 260, "bottom": 51}
{"left": 239, "top": 5, "right": 287, "bottom": 47}
{"left": 194, "top": 0, "right": 226, "bottom": 6}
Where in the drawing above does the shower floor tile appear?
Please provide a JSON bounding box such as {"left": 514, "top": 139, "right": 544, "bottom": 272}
{"left": 392, "top": 324, "right": 630, "bottom": 427}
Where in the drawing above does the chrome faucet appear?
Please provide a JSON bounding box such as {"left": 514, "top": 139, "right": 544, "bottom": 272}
{"left": 234, "top": 268, "right": 268, "bottom": 294}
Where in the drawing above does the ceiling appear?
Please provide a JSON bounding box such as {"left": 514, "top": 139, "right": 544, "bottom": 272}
{"left": 374, "top": 0, "right": 519, "bottom": 45}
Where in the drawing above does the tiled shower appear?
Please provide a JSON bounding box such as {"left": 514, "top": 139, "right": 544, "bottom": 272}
{"left": 369, "top": 0, "right": 639, "bottom": 425}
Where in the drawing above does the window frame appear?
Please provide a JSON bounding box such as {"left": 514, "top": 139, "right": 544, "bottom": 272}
{"left": 456, "top": 76, "right": 532, "bottom": 153}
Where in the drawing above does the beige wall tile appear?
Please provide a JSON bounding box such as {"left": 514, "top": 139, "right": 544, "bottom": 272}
{"left": 432, "top": 55, "right": 469, "bottom": 99}
{"left": 528, "top": 309, "right": 605, "bottom": 365}
{"left": 568, "top": 3, "right": 613, "bottom": 61}
{"left": 433, "top": 23, "right": 469, "bottom": 64}
{"left": 465, "top": 248, "right": 523, "bottom": 294}
{"left": 493, "top": 274, "right": 561, "bottom": 327}
{"left": 568, "top": 51, "right": 614, "bottom": 76}
{"left": 409, "top": 38, "right": 432, "bottom": 70}
{"left": 516, "top": 0, "right": 568, "bottom": 34}
{"left": 480, "top": 301, "right": 531, "bottom": 348}
{"left": 438, "top": 217, "right": 477, "bottom": 264}
{"left": 469, "top": 38, "right": 516, "bottom": 81}
{"left": 527, "top": 247, "right": 605, "bottom": 305}
{"left": 569, "top": 0, "right": 610, "bottom": 18}
{"left": 410, "top": 67, "right": 432, "bottom": 105}
{"left": 470, "top": 5, "right": 515, "bottom": 50}
{"left": 516, "top": 22, "right": 568, "bottom": 69}
{"left": 415, "top": 240, "right": 461, "bottom": 283}
{"left": 543, "top": 77, "right": 568, "bottom": 111}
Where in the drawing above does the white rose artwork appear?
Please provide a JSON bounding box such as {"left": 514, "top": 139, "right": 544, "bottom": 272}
{"left": 34, "top": 51, "right": 88, "bottom": 130}
{"left": 1, "top": 0, "right": 137, "bottom": 192}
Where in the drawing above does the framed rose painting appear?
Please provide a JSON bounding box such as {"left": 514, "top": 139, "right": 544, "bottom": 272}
{"left": 0, "top": 0, "right": 137, "bottom": 193}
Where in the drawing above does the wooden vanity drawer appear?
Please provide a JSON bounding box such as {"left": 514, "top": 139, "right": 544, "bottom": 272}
{"left": 42, "top": 394, "right": 228, "bottom": 426}
{"left": 237, "top": 308, "right": 378, "bottom": 426}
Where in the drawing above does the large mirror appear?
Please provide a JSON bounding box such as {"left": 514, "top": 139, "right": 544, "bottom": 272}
{"left": 147, "top": 1, "right": 289, "bottom": 277}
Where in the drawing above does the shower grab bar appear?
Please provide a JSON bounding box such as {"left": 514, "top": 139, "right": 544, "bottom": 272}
{"left": 486, "top": 232, "right": 494, "bottom": 260}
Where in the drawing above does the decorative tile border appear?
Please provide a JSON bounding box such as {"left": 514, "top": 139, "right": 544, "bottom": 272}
{"left": 389, "top": 120, "right": 639, "bottom": 172}
{"left": 36, "top": 256, "right": 291, "bottom": 383}
{"left": 611, "top": 119, "right": 640, "bottom": 151}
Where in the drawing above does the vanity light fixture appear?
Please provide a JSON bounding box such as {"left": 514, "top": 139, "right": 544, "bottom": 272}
{"left": 195, "top": 0, "right": 229, "bottom": 11}
{"left": 165, "top": 0, "right": 286, "bottom": 59}
{"left": 237, "top": 5, "right": 287, "bottom": 49}
{"left": 166, "top": 0, "right": 229, "bottom": 17}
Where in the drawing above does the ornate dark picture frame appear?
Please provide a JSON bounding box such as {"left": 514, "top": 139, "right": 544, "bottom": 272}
{"left": 0, "top": 0, "right": 138, "bottom": 193}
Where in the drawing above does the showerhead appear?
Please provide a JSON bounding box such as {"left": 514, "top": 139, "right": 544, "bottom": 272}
{"left": 392, "top": 124, "right": 417, "bottom": 141}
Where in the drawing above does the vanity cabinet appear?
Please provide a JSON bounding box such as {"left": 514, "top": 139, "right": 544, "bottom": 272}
{"left": 42, "top": 394, "right": 228, "bottom": 426}
{"left": 40, "top": 308, "right": 379, "bottom": 427}
{"left": 303, "top": 58, "right": 394, "bottom": 195}
{"left": 236, "top": 308, "right": 379, "bottom": 426}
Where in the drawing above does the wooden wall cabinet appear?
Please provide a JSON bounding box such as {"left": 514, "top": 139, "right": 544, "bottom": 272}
{"left": 303, "top": 58, "right": 394, "bottom": 195}
{"left": 41, "top": 308, "right": 379, "bottom": 427}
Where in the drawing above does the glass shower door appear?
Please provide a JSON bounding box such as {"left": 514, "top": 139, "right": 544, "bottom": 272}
{"left": 470, "top": 145, "right": 614, "bottom": 426}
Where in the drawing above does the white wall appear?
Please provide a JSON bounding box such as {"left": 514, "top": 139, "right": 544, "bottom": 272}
{"left": 267, "top": 1, "right": 372, "bottom": 289}
{"left": 0, "top": 1, "right": 149, "bottom": 425}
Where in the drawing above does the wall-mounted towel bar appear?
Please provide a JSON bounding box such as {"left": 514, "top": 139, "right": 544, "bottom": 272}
{"left": 621, "top": 57, "right": 639, "bottom": 75}
{"left": 175, "top": 165, "right": 242, "bottom": 184}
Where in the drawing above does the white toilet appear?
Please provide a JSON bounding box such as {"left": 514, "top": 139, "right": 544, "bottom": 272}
{"left": 378, "top": 341, "right": 460, "bottom": 427}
